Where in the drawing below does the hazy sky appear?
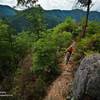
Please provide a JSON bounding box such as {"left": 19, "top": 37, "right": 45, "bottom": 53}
{"left": 0, "top": 0, "right": 100, "bottom": 11}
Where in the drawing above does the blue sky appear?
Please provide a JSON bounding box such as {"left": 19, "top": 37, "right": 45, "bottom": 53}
{"left": 0, "top": 0, "right": 100, "bottom": 11}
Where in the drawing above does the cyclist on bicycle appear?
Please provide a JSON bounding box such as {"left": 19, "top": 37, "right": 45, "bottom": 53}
{"left": 65, "top": 41, "right": 76, "bottom": 64}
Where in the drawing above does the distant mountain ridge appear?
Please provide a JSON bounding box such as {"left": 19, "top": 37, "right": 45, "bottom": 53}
{"left": 0, "top": 5, "right": 100, "bottom": 32}
{"left": 44, "top": 9, "right": 100, "bottom": 28}
{"left": 0, "top": 5, "right": 16, "bottom": 17}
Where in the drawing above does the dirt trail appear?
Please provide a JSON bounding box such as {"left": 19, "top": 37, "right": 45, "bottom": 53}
{"left": 44, "top": 62, "right": 74, "bottom": 100}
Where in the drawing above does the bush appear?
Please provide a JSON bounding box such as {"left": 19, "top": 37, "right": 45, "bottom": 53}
{"left": 87, "top": 21, "right": 100, "bottom": 35}
{"left": 12, "top": 68, "right": 35, "bottom": 100}
{"left": 74, "top": 33, "right": 100, "bottom": 63}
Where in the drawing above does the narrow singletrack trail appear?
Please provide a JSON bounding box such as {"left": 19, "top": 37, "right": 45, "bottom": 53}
{"left": 44, "top": 62, "right": 74, "bottom": 100}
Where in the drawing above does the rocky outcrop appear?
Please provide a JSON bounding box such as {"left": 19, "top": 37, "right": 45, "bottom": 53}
{"left": 73, "top": 54, "right": 100, "bottom": 100}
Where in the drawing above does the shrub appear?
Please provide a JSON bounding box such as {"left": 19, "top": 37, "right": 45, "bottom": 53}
{"left": 74, "top": 33, "right": 100, "bottom": 63}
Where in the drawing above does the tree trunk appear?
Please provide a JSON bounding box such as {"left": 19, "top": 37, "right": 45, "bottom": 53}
{"left": 81, "top": 0, "right": 91, "bottom": 38}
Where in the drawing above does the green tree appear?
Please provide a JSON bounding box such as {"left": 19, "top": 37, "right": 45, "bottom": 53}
{"left": 88, "top": 21, "right": 100, "bottom": 35}
{"left": 78, "top": 0, "right": 92, "bottom": 37}
{"left": 24, "top": 7, "right": 46, "bottom": 40}
{"left": 15, "top": 31, "right": 33, "bottom": 61}
{"left": 0, "top": 20, "right": 16, "bottom": 91}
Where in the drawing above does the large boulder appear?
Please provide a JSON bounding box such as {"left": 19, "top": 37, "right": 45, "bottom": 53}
{"left": 73, "top": 54, "right": 100, "bottom": 100}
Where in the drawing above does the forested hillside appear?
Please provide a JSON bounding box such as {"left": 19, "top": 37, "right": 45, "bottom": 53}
{"left": 0, "top": 5, "right": 16, "bottom": 16}
{"left": 0, "top": 3, "right": 100, "bottom": 100}
{"left": 0, "top": 5, "right": 100, "bottom": 32}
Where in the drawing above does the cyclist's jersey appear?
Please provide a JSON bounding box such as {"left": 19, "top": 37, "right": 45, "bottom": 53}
{"left": 67, "top": 47, "right": 74, "bottom": 54}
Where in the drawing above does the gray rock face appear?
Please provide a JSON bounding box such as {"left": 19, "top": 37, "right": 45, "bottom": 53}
{"left": 73, "top": 54, "right": 100, "bottom": 100}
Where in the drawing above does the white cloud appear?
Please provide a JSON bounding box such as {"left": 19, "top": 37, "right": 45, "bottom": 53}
{"left": 91, "top": 0, "right": 100, "bottom": 11}
{"left": 0, "top": 0, "right": 17, "bottom": 7}
{"left": 39, "top": 0, "right": 74, "bottom": 10}
{"left": 0, "top": 0, "right": 100, "bottom": 11}
{"left": 39, "top": 0, "right": 100, "bottom": 11}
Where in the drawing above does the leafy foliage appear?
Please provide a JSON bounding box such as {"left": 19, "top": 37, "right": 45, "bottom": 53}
{"left": 12, "top": 68, "right": 35, "bottom": 100}
{"left": 24, "top": 7, "right": 46, "bottom": 40}
{"left": 15, "top": 31, "right": 33, "bottom": 60}
{"left": 87, "top": 21, "right": 100, "bottom": 35}
{"left": 0, "top": 20, "right": 16, "bottom": 91}
{"left": 74, "top": 33, "right": 100, "bottom": 63}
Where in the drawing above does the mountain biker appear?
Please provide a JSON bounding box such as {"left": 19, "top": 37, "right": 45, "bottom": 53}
{"left": 65, "top": 41, "right": 76, "bottom": 64}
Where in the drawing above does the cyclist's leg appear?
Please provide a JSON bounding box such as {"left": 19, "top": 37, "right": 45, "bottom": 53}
{"left": 64, "top": 53, "right": 67, "bottom": 64}
{"left": 66, "top": 52, "right": 71, "bottom": 64}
